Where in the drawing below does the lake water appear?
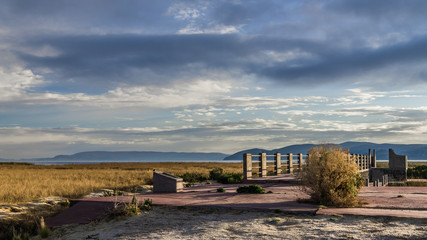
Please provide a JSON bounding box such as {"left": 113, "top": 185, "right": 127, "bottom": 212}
{"left": 0, "top": 159, "right": 242, "bottom": 165}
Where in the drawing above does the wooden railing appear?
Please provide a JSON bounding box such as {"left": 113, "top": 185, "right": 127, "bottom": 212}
{"left": 243, "top": 149, "right": 376, "bottom": 180}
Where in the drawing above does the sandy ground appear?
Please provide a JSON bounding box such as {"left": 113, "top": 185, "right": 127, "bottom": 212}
{"left": 42, "top": 206, "right": 427, "bottom": 240}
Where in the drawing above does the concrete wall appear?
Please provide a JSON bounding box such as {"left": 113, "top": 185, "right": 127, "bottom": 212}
{"left": 359, "top": 170, "right": 370, "bottom": 181}
{"left": 389, "top": 149, "right": 408, "bottom": 171}
{"left": 371, "top": 168, "right": 407, "bottom": 182}
{"left": 369, "top": 149, "right": 408, "bottom": 182}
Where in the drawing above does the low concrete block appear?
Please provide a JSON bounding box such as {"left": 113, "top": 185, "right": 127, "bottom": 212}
{"left": 153, "top": 171, "right": 183, "bottom": 193}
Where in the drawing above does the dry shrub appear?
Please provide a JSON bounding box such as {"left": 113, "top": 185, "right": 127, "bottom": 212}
{"left": 297, "top": 144, "right": 364, "bottom": 207}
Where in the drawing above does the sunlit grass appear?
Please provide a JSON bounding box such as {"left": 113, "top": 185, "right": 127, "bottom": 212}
{"left": 0, "top": 162, "right": 242, "bottom": 204}
{"left": 375, "top": 161, "right": 426, "bottom": 168}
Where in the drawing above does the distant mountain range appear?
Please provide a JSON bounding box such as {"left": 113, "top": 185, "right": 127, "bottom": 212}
{"left": 2, "top": 142, "right": 426, "bottom": 163}
{"left": 28, "top": 151, "right": 228, "bottom": 162}
{"left": 224, "top": 142, "right": 427, "bottom": 160}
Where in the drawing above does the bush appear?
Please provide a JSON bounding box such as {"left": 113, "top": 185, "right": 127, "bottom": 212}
{"left": 140, "top": 198, "right": 153, "bottom": 211}
{"left": 111, "top": 197, "right": 153, "bottom": 217}
{"left": 407, "top": 166, "right": 427, "bottom": 179}
{"left": 296, "top": 144, "right": 364, "bottom": 207}
{"left": 209, "top": 168, "right": 224, "bottom": 180}
{"left": 180, "top": 172, "right": 207, "bottom": 184}
{"left": 209, "top": 168, "right": 243, "bottom": 184}
{"left": 217, "top": 173, "right": 243, "bottom": 184}
{"left": 217, "top": 187, "right": 225, "bottom": 192}
{"left": 236, "top": 184, "right": 265, "bottom": 194}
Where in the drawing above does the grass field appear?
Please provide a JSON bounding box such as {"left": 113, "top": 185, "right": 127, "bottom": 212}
{"left": 2, "top": 161, "right": 425, "bottom": 204}
{"left": 375, "top": 161, "right": 427, "bottom": 168}
{"left": 0, "top": 162, "right": 242, "bottom": 204}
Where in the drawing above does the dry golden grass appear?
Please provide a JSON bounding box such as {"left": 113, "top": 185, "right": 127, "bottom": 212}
{"left": 376, "top": 161, "right": 427, "bottom": 168}
{"left": 0, "top": 162, "right": 242, "bottom": 204}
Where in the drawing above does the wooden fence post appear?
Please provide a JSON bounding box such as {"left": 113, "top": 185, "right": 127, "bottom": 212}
{"left": 366, "top": 155, "right": 369, "bottom": 169}
{"left": 243, "top": 153, "right": 252, "bottom": 180}
{"left": 298, "top": 153, "right": 303, "bottom": 171}
{"left": 275, "top": 153, "right": 281, "bottom": 175}
{"left": 288, "top": 153, "right": 293, "bottom": 173}
{"left": 260, "top": 152, "right": 267, "bottom": 177}
{"left": 362, "top": 155, "right": 366, "bottom": 170}
{"left": 357, "top": 154, "right": 360, "bottom": 170}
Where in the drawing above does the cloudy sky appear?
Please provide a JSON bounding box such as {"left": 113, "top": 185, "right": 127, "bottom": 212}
{"left": 1, "top": 0, "right": 427, "bottom": 159}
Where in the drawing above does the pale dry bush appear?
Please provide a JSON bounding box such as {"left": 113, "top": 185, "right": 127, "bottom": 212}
{"left": 296, "top": 144, "right": 364, "bottom": 207}
{"left": 0, "top": 162, "right": 242, "bottom": 204}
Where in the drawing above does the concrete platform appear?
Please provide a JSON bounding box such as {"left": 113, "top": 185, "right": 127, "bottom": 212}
{"left": 47, "top": 182, "right": 315, "bottom": 227}
{"left": 46, "top": 179, "right": 427, "bottom": 227}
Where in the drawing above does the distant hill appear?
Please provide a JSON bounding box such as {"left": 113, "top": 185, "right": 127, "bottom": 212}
{"left": 32, "top": 151, "right": 228, "bottom": 162}
{"left": 224, "top": 142, "right": 427, "bottom": 160}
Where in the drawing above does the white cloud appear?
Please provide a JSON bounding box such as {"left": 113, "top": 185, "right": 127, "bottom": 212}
{"left": 1, "top": 79, "right": 233, "bottom": 109}
{"left": 167, "top": 2, "right": 206, "bottom": 20}
{"left": 0, "top": 67, "right": 43, "bottom": 100}
{"left": 177, "top": 23, "right": 240, "bottom": 34}
{"left": 106, "top": 79, "right": 232, "bottom": 108}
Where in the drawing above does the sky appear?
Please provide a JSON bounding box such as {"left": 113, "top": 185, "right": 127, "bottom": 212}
{"left": 1, "top": 0, "right": 427, "bottom": 159}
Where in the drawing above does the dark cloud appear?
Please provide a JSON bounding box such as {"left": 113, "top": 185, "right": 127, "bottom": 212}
{"left": 212, "top": 0, "right": 277, "bottom": 26}
{"left": 0, "top": 0, "right": 177, "bottom": 34}
{"left": 16, "top": 32, "right": 427, "bottom": 91}
{"left": 3, "top": 0, "right": 427, "bottom": 92}
{"left": 18, "top": 34, "right": 251, "bottom": 91}
{"left": 328, "top": 0, "right": 427, "bottom": 20}
{"left": 260, "top": 35, "right": 427, "bottom": 85}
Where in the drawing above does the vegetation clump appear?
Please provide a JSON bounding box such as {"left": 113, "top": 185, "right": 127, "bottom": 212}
{"left": 209, "top": 168, "right": 223, "bottom": 180}
{"left": 110, "top": 197, "right": 153, "bottom": 217}
{"left": 236, "top": 184, "right": 265, "bottom": 194}
{"left": 408, "top": 165, "right": 427, "bottom": 179}
{"left": 38, "top": 217, "right": 50, "bottom": 238}
{"left": 103, "top": 189, "right": 124, "bottom": 197}
{"left": 217, "top": 173, "right": 243, "bottom": 184}
{"left": 180, "top": 172, "right": 208, "bottom": 184}
{"left": 209, "top": 168, "right": 243, "bottom": 184}
{"left": 296, "top": 144, "right": 364, "bottom": 207}
{"left": 217, "top": 187, "right": 226, "bottom": 193}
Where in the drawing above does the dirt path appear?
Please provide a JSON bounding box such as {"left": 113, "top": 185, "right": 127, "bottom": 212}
{"left": 45, "top": 206, "right": 427, "bottom": 240}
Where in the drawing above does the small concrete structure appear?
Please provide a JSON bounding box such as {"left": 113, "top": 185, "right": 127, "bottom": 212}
{"left": 389, "top": 149, "right": 408, "bottom": 172}
{"left": 153, "top": 171, "right": 183, "bottom": 193}
{"left": 371, "top": 149, "right": 408, "bottom": 183}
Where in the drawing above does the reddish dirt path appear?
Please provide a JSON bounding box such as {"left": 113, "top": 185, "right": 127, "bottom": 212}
{"left": 46, "top": 178, "right": 427, "bottom": 227}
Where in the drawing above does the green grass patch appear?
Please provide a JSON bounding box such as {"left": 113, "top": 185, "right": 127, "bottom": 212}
{"left": 209, "top": 168, "right": 243, "bottom": 184}
{"left": 236, "top": 184, "right": 265, "bottom": 194}
{"left": 408, "top": 166, "right": 427, "bottom": 179}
